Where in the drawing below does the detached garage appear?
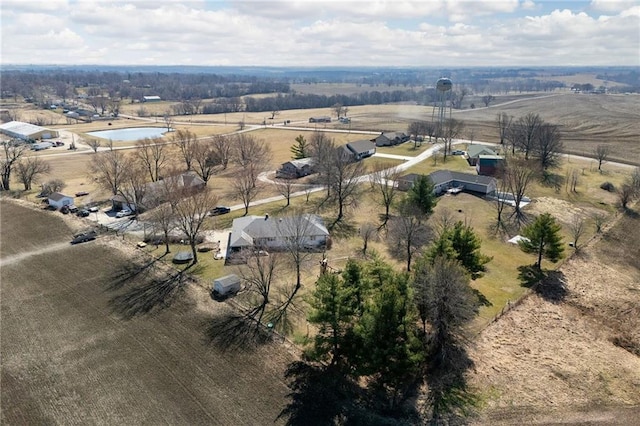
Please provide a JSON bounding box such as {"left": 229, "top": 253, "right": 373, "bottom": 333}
{"left": 48, "top": 192, "right": 74, "bottom": 209}
{"left": 0, "top": 121, "right": 59, "bottom": 141}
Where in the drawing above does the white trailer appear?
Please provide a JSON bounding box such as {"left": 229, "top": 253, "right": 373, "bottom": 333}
{"left": 32, "top": 142, "right": 53, "bottom": 151}
{"left": 212, "top": 274, "right": 241, "bottom": 297}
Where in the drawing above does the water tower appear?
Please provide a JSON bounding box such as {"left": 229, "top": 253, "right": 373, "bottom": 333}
{"left": 434, "top": 77, "right": 453, "bottom": 126}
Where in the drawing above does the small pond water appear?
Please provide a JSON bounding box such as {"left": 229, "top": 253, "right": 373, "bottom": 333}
{"left": 86, "top": 127, "right": 170, "bottom": 141}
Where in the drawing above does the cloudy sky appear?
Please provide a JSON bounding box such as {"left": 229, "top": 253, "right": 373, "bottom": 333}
{"left": 1, "top": 0, "right": 638, "bottom": 67}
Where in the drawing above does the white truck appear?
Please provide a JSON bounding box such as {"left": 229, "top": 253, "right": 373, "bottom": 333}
{"left": 32, "top": 142, "right": 53, "bottom": 151}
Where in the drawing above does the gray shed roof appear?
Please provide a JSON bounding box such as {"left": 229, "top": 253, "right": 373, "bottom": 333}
{"left": 466, "top": 145, "right": 497, "bottom": 158}
{"left": 48, "top": 192, "right": 72, "bottom": 202}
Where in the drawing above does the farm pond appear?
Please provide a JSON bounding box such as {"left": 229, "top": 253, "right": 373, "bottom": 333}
{"left": 86, "top": 127, "right": 170, "bottom": 141}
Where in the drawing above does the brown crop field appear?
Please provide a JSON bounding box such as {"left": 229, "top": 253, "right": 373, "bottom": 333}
{"left": 0, "top": 199, "right": 297, "bottom": 425}
{"left": 469, "top": 210, "right": 640, "bottom": 425}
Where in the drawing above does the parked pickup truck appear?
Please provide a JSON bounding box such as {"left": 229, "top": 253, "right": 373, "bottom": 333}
{"left": 71, "top": 230, "right": 97, "bottom": 244}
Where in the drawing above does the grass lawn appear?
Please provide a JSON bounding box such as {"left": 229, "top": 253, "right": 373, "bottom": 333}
{"left": 376, "top": 140, "right": 432, "bottom": 156}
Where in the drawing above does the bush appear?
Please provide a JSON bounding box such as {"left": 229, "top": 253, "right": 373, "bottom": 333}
{"left": 600, "top": 182, "right": 615, "bottom": 192}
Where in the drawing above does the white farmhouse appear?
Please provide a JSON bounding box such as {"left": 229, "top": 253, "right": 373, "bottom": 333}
{"left": 48, "top": 192, "right": 74, "bottom": 210}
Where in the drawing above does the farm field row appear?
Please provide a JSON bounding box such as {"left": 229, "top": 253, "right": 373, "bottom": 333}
{"left": 0, "top": 200, "right": 296, "bottom": 425}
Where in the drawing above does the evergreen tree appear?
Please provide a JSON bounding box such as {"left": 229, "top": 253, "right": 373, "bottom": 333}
{"left": 407, "top": 174, "right": 438, "bottom": 216}
{"left": 519, "top": 213, "right": 565, "bottom": 270}
{"left": 307, "top": 273, "right": 357, "bottom": 368}
{"left": 356, "top": 268, "right": 422, "bottom": 407}
{"left": 426, "top": 221, "right": 491, "bottom": 279}
{"left": 290, "top": 134, "right": 310, "bottom": 159}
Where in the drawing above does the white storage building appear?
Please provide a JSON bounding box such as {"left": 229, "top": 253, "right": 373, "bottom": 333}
{"left": 0, "top": 121, "right": 59, "bottom": 141}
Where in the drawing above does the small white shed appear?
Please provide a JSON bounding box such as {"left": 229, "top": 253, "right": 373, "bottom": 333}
{"left": 48, "top": 192, "right": 74, "bottom": 210}
{"left": 212, "top": 274, "right": 241, "bottom": 297}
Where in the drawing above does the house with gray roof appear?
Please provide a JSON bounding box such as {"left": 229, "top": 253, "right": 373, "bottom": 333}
{"left": 345, "top": 140, "right": 376, "bottom": 160}
{"left": 276, "top": 158, "right": 316, "bottom": 179}
{"left": 397, "top": 170, "right": 497, "bottom": 196}
{"left": 229, "top": 214, "right": 330, "bottom": 255}
{"left": 371, "top": 132, "right": 410, "bottom": 147}
{"left": 465, "top": 145, "right": 498, "bottom": 166}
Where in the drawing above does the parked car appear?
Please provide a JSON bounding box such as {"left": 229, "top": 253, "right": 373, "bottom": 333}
{"left": 88, "top": 206, "right": 99, "bottom": 212}
{"left": 71, "top": 230, "right": 97, "bottom": 244}
{"left": 451, "top": 150, "right": 465, "bottom": 155}
{"left": 77, "top": 209, "right": 90, "bottom": 217}
{"left": 116, "top": 209, "right": 133, "bottom": 218}
{"left": 55, "top": 141, "right": 65, "bottom": 147}
{"left": 68, "top": 205, "right": 79, "bottom": 213}
{"left": 75, "top": 191, "right": 89, "bottom": 197}
{"left": 210, "top": 206, "right": 231, "bottom": 216}
{"left": 60, "top": 206, "right": 70, "bottom": 214}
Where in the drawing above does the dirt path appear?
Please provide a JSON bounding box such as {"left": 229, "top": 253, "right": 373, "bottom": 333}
{"left": 0, "top": 241, "right": 73, "bottom": 267}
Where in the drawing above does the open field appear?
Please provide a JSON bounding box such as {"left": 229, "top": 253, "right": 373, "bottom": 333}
{"left": 456, "top": 93, "right": 640, "bottom": 164}
{"left": 470, "top": 210, "right": 640, "bottom": 425}
{"left": 0, "top": 199, "right": 297, "bottom": 425}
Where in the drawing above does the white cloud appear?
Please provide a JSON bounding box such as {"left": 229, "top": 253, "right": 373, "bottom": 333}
{"left": 0, "top": 0, "right": 638, "bottom": 66}
{"left": 590, "top": 0, "right": 637, "bottom": 13}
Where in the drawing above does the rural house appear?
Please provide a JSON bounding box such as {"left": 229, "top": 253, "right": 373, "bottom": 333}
{"left": 371, "top": 132, "right": 410, "bottom": 147}
{"left": 276, "top": 158, "right": 316, "bottom": 179}
{"left": 476, "top": 155, "right": 505, "bottom": 176}
{"left": 48, "top": 192, "right": 74, "bottom": 210}
{"left": 309, "top": 116, "right": 332, "bottom": 123}
{"left": 110, "top": 172, "right": 206, "bottom": 212}
{"left": 465, "top": 145, "right": 498, "bottom": 166}
{"left": 345, "top": 140, "right": 376, "bottom": 161}
{"left": 397, "top": 170, "right": 497, "bottom": 196}
{"left": 228, "top": 214, "right": 330, "bottom": 255}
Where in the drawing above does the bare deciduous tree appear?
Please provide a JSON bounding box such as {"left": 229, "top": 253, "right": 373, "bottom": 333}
{"left": 594, "top": 145, "right": 610, "bottom": 172}
{"left": 328, "top": 148, "right": 366, "bottom": 224}
{"left": 482, "top": 94, "right": 495, "bottom": 107}
{"left": 173, "top": 189, "right": 217, "bottom": 264}
{"left": 569, "top": 215, "right": 586, "bottom": 252}
{"left": 388, "top": 200, "right": 431, "bottom": 271}
{"left": 117, "top": 161, "right": 148, "bottom": 216}
{"left": 192, "top": 140, "right": 220, "bottom": 185}
{"left": 275, "top": 179, "right": 295, "bottom": 207}
{"left": 89, "top": 149, "right": 132, "bottom": 195}
{"left": 1, "top": 142, "right": 28, "bottom": 190}
{"left": 534, "top": 123, "right": 563, "bottom": 170}
{"left": 136, "top": 137, "right": 166, "bottom": 182}
{"left": 441, "top": 118, "right": 465, "bottom": 160}
{"left": 359, "top": 222, "right": 378, "bottom": 256}
{"left": 163, "top": 112, "right": 174, "bottom": 132}
{"left": 238, "top": 251, "right": 282, "bottom": 327}
{"left": 309, "top": 132, "right": 335, "bottom": 198}
{"left": 148, "top": 202, "right": 175, "bottom": 255}
{"left": 172, "top": 129, "right": 197, "bottom": 171}
{"left": 87, "top": 139, "right": 101, "bottom": 153}
{"left": 513, "top": 112, "right": 543, "bottom": 160}
{"left": 592, "top": 212, "right": 606, "bottom": 233}
{"left": 233, "top": 134, "right": 272, "bottom": 169}
{"left": 504, "top": 158, "right": 535, "bottom": 225}
{"left": 370, "top": 162, "right": 401, "bottom": 228}
{"left": 496, "top": 112, "right": 512, "bottom": 146}
{"left": 232, "top": 163, "right": 263, "bottom": 216}
{"left": 40, "top": 179, "right": 66, "bottom": 196}
{"left": 210, "top": 135, "right": 232, "bottom": 170}
{"left": 15, "top": 155, "right": 51, "bottom": 190}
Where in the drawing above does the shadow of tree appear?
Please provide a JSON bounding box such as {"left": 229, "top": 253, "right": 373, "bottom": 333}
{"left": 202, "top": 312, "right": 274, "bottom": 352}
{"left": 518, "top": 265, "right": 568, "bottom": 303}
{"left": 328, "top": 220, "right": 357, "bottom": 239}
{"left": 472, "top": 289, "right": 493, "bottom": 307}
{"left": 277, "top": 362, "right": 357, "bottom": 426}
{"left": 109, "top": 270, "right": 187, "bottom": 319}
{"left": 106, "top": 256, "right": 161, "bottom": 292}
{"left": 425, "top": 343, "right": 478, "bottom": 424}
